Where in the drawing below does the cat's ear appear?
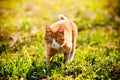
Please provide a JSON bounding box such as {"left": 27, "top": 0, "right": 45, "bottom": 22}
{"left": 58, "top": 26, "right": 64, "bottom": 34}
{"left": 45, "top": 25, "right": 51, "bottom": 32}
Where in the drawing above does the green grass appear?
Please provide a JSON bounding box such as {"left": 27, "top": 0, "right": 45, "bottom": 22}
{"left": 0, "top": 0, "right": 120, "bottom": 80}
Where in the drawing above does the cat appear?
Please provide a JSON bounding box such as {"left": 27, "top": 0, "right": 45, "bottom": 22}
{"left": 44, "top": 14, "right": 78, "bottom": 67}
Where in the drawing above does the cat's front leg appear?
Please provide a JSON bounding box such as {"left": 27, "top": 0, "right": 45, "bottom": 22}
{"left": 64, "top": 49, "right": 71, "bottom": 63}
{"left": 46, "top": 47, "right": 56, "bottom": 68}
{"left": 64, "top": 53, "right": 70, "bottom": 63}
{"left": 63, "top": 43, "right": 72, "bottom": 63}
{"left": 46, "top": 53, "right": 54, "bottom": 68}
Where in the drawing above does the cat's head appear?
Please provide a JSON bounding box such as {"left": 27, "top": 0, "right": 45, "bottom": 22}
{"left": 44, "top": 25, "right": 65, "bottom": 49}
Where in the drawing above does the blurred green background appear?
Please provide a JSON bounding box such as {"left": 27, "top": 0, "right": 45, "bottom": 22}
{"left": 0, "top": 0, "right": 120, "bottom": 80}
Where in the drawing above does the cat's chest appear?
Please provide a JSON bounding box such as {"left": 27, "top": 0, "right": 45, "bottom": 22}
{"left": 51, "top": 47, "right": 66, "bottom": 54}
{"left": 57, "top": 44, "right": 72, "bottom": 53}
{"left": 57, "top": 47, "right": 66, "bottom": 53}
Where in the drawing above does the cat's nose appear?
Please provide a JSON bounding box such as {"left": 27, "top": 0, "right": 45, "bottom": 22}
{"left": 53, "top": 44, "right": 55, "bottom": 46}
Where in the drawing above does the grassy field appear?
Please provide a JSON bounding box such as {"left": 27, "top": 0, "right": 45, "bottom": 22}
{"left": 0, "top": 0, "right": 120, "bottom": 80}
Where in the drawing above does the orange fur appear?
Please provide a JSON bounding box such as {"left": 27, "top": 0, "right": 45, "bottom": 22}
{"left": 44, "top": 15, "right": 78, "bottom": 67}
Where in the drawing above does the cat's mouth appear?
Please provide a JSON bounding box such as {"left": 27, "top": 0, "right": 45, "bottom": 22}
{"left": 51, "top": 44, "right": 60, "bottom": 49}
{"left": 52, "top": 41, "right": 66, "bottom": 49}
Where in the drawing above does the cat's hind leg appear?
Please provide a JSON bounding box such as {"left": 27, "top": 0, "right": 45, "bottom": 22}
{"left": 69, "top": 49, "right": 75, "bottom": 62}
{"left": 69, "top": 38, "right": 76, "bottom": 62}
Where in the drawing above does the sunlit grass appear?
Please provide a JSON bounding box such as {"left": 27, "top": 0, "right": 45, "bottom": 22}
{"left": 0, "top": 0, "right": 120, "bottom": 80}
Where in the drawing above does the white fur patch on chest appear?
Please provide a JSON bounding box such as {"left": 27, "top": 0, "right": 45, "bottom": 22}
{"left": 51, "top": 39, "right": 60, "bottom": 49}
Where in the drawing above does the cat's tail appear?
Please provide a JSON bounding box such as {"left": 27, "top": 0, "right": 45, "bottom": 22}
{"left": 59, "top": 14, "right": 68, "bottom": 20}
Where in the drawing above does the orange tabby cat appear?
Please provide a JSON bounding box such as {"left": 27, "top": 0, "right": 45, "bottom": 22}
{"left": 44, "top": 15, "right": 78, "bottom": 67}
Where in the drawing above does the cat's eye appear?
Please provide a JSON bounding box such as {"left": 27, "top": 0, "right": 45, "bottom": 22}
{"left": 60, "top": 37, "right": 64, "bottom": 40}
{"left": 56, "top": 37, "right": 60, "bottom": 40}
{"left": 56, "top": 37, "right": 64, "bottom": 40}
{"left": 45, "top": 36, "right": 52, "bottom": 40}
{"left": 48, "top": 37, "right": 52, "bottom": 40}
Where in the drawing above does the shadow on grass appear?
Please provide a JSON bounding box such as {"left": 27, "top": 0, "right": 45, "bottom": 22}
{"left": 26, "top": 57, "right": 82, "bottom": 80}
{"left": 26, "top": 61, "right": 48, "bottom": 80}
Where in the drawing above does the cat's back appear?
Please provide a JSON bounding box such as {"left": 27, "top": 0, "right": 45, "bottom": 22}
{"left": 50, "top": 20, "right": 71, "bottom": 32}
